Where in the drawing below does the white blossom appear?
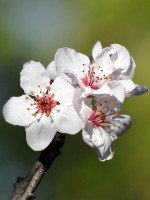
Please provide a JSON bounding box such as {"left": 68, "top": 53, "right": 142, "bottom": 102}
{"left": 76, "top": 93, "right": 131, "bottom": 161}
{"left": 52, "top": 41, "right": 148, "bottom": 101}
{"left": 3, "top": 61, "right": 83, "bottom": 151}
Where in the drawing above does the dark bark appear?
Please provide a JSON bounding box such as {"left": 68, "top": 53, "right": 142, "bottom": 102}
{"left": 12, "top": 132, "right": 65, "bottom": 200}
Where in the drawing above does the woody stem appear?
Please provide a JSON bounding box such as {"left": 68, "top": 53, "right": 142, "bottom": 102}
{"left": 11, "top": 132, "right": 65, "bottom": 200}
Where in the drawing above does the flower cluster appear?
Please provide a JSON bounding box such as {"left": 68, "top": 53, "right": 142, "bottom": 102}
{"left": 3, "top": 41, "right": 148, "bottom": 161}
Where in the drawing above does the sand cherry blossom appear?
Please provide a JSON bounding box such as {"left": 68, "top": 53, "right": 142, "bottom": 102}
{"left": 53, "top": 41, "right": 148, "bottom": 101}
{"left": 77, "top": 94, "right": 131, "bottom": 161}
{"left": 3, "top": 61, "right": 83, "bottom": 151}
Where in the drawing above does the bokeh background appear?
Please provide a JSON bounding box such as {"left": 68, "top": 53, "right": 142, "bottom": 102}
{"left": 0, "top": 0, "right": 150, "bottom": 199}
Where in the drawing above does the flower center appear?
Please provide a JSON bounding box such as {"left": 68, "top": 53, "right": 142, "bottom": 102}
{"left": 81, "top": 63, "right": 110, "bottom": 90}
{"left": 27, "top": 85, "right": 60, "bottom": 117}
{"left": 88, "top": 99, "right": 120, "bottom": 127}
{"left": 36, "top": 94, "right": 57, "bottom": 117}
{"left": 89, "top": 110, "right": 108, "bottom": 127}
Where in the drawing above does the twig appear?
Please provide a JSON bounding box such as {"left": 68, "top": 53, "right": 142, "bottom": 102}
{"left": 11, "top": 132, "right": 65, "bottom": 200}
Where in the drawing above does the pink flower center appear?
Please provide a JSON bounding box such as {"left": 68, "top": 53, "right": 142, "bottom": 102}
{"left": 88, "top": 100, "right": 120, "bottom": 127}
{"left": 89, "top": 110, "right": 108, "bottom": 127}
{"left": 82, "top": 75, "right": 99, "bottom": 90}
{"left": 36, "top": 95, "right": 58, "bottom": 117}
{"left": 81, "top": 64, "right": 110, "bottom": 90}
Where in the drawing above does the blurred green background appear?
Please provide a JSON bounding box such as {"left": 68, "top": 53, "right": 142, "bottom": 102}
{"left": 0, "top": 0, "right": 149, "bottom": 199}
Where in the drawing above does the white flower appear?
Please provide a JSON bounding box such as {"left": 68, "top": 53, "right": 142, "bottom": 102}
{"left": 52, "top": 41, "right": 148, "bottom": 101}
{"left": 80, "top": 95, "right": 131, "bottom": 161}
{"left": 3, "top": 61, "right": 83, "bottom": 151}
{"left": 96, "top": 43, "right": 149, "bottom": 97}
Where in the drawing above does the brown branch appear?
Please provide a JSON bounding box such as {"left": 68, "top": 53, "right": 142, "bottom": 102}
{"left": 11, "top": 132, "right": 65, "bottom": 200}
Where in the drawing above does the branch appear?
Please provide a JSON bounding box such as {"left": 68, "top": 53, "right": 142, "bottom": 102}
{"left": 11, "top": 132, "right": 65, "bottom": 200}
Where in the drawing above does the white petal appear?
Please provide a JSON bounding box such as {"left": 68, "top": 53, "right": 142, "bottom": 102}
{"left": 20, "top": 60, "right": 50, "bottom": 95}
{"left": 52, "top": 105, "right": 83, "bottom": 135}
{"left": 82, "top": 122, "right": 94, "bottom": 147}
{"left": 80, "top": 83, "right": 113, "bottom": 98}
{"left": 73, "top": 87, "right": 92, "bottom": 122}
{"left": 110, "top": 57, "right": 136, "bottom": 81}
{"left": 3, "top": 95, "right": 36, "bottom": 126}
{"left": 92, "top": 41, "right": 102, "bottom": 59}
{"left": 82, "top": 114, "right": 131, "bottom": 161}
{"left": 107, "top": 81, "right": 125, "bottom": 103}
{"left": 93, "top": 84, "right": 114, "bottom": 97}
{"left": 96, "top": 144, "right": 114, "bottom": 161}
{"left": 119, "top": 80, "right": 148, "bottom": 98}
{"left": 108, "top": 114, "right": 132, "bottom": 138}
{"left": 55, "top": 47, "right": 90, "bottom": 79}
{"left": 46, "top": 61, "right": 58, "bottom": 80}
{"left": 50, "top": 76, "right": 75, "bottom": 106}
{"left": 90, "top": 81, "right": 125, "bottom": 105}
{"left": 82, "top": 124, "right": 114, "bottom": 161}
{"left": 122, "top": 57, "right": 135, "bottom": 79}
{"left": 126, "top": 84, "right": 149, "bottom": 97}
{"left": 95, "top": 48, "right": 115, "bottom": 76}
{"left": 79, "top": 84, "right": 94, "bottom": 98}
{"left": 111, "top": 44, "right": 130, "bottom": 72}
{"left": 80, "top": 81, "right": 125, "bottom": 104}
{"left": 96, "top": 94, "right": 121, "bottom": 114}
{"left": 134, "top": 85, "right": 149, "bottom": 95}
{"left": 91, "top": 127, "right": 109, "bottom": 146}
{"left": 26, "top": 115, "right": 57, "bottom": 151}
{"left": 92, "top": 127, "right": 114, "bottom": 161}
{"left": 119, "top": 79, "right": 136, "bottom": 94}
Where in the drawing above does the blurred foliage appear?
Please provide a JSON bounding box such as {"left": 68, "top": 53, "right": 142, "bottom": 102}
{"left": 0, "top": 0, "right": 149, "bottom": 199}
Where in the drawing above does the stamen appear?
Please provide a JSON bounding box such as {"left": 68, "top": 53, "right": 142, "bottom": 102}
{"left": 89, "top": 110, "right": 107, "bottom": 127}
{"left": 115, "top": 112, "right": 120, "bottom": 117}
{"left": 46, "top": 86, "right": 51, "bottom": 91}
{"left": 81, "top": 63, "right": 111, "bottom": 90}
{"left": 89, "top": 99, "right": 120, "bottom": 128}
{"left": 50, "top": 80, "right": 54, "bottom": 85}
{"left": 36, "top": 94, "right": 58, "bottom": 117}
{"left": 29, "top": 95, "right": 37, "bottom": 101}
{"left": 110, "top": 100, "right": 116, "bottom": 105}
{"left": 51, "top": 93, "right": 55, "bottom": 98}
{"left": 32, "top": 112, "right": 37, "bottom": 117}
